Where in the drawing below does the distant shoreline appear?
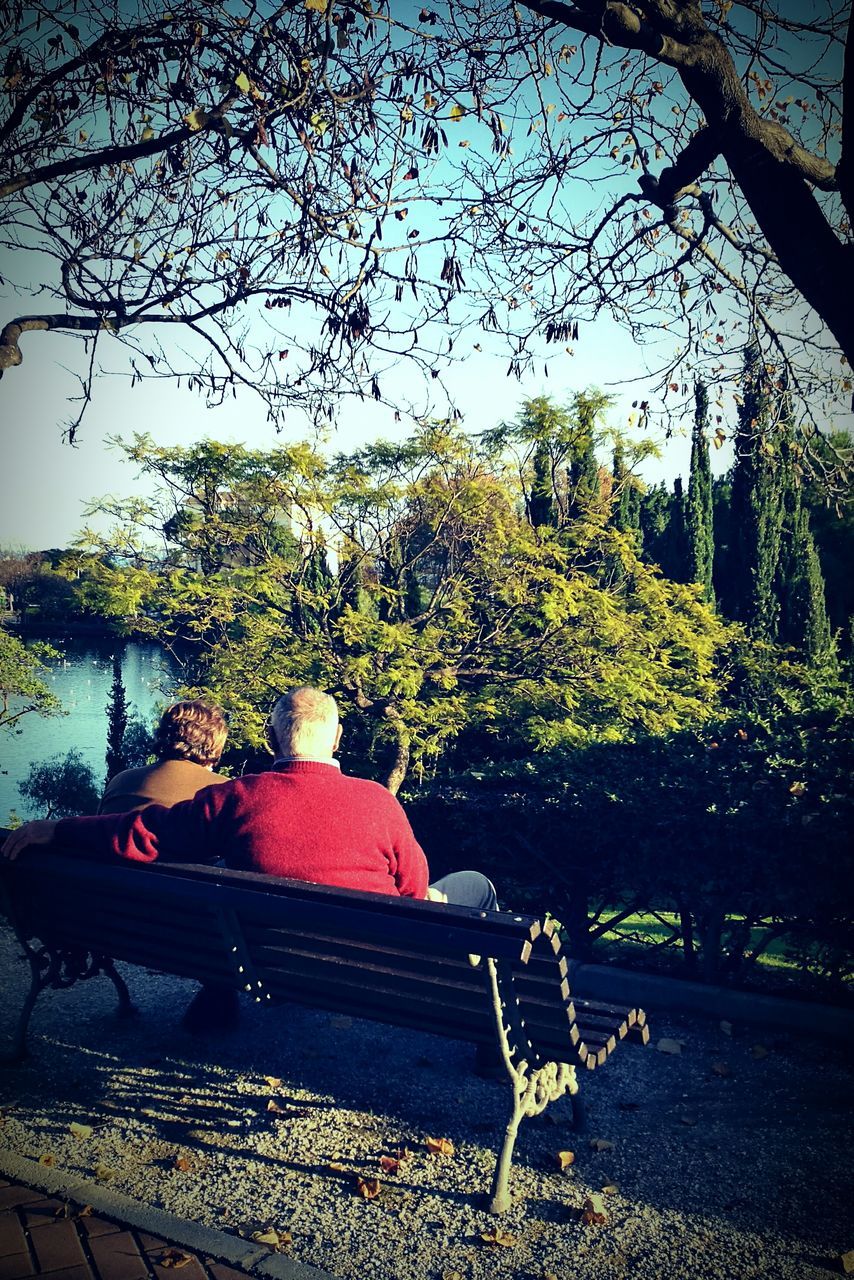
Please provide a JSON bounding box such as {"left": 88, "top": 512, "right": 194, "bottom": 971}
{"left": 2, "top": 615, "right": 130, "bottom": 640}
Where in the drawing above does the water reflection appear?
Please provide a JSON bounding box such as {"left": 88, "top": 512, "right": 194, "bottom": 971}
{"left": 0, "top": 637, "right": 177, "bottom": 822}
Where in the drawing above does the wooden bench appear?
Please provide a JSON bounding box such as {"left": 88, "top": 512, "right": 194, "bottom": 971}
{"left": 0, "top": 843, "right": 649, "bottom": 1213}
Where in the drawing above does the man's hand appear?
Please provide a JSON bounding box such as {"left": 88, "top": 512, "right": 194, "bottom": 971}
{"left": 1, "top": 820, "right": 58, "bottom": 861}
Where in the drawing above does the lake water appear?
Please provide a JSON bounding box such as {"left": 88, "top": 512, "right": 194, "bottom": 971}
{"left": 0, "top": 636, "right": 176, "bottom": 823}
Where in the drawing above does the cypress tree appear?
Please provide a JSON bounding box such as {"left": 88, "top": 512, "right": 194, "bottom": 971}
{"left": 639, "top": 482, "right": 673, "bottom": 566}
{"left": 727, "top": 346, "right": 783, "bottom": 640}
{"left": 293, "top": 543, "right": 332, "bottom": 634}
{"left": 105, "top": 652, "right": 129, "bottom": 783}
{"left": 686, "top": 380, "right": 715, "bottom": 604}
{"left": 776, "top": 423, "right": 834, "bottom": 663}
{"left": 612, "top": 443, "right": 641, "bottom": 539}
{"left": 567, "top": 390, "right": 604, "bottom": 518}
{"left": 568, "top": 438, "right": 600, "bottom": 517}
{"left": 637, "top": 479, "right": 688, "bottom": 580}
{"left": 711, "top": 475, "right": 734, "bottom": 611}
{"left": 529, "top": 439, "right": 557, "bottom": 529}
{"left": 665, "top": 475, "right": 690, "bottom": 582}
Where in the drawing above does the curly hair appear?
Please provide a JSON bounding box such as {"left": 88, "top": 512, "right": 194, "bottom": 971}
{"left": 153, "top": 700, "right": 228, "bottom": 767}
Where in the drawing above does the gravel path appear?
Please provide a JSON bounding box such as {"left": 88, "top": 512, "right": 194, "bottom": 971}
{"left": 1, "top": 924, "right": 852, "bottom": 1280}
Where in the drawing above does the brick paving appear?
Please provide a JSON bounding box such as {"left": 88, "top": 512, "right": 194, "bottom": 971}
{"left": 0, "top": 1182, "right": 252, "bottom": 1280}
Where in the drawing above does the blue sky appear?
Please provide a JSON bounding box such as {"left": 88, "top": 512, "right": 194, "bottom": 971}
{"left": 0, "top": 308, "right": 736, "bottom": 550}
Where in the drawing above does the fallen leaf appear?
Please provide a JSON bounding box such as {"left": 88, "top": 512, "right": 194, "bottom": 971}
{"left": 69, "top": 1122, "right": 93, "bottom": 1139}
{"left": 263, "top": 1076, "right": 283, "bottom": 1089}
{"left": 582, "top": 1192, "right": 608, "bottom": 1225}
{"left": 556, "top": 1150, "right": 575, "bottom": 1170}
{"left": 589, "top": 1138, "right": 614, "bottom": 1152}
{"left": 657, "top": 1038, "right": 683, "bottom": 1055}
{"left": 77, "top": 1206, "right": 93, "bottom": 1218}
{"left": 355, "top": 1177, "right": 381, "bottom": 1200}
{"left": 379, "top": 1156, "right": 401, "bottom": 1174}
{"left": 840, "top": 1250, "right": 854, "bottom": 1274}
{"left": 680, "top": 1113, "right": 698, "bottom": 1126}
{"left": 267, "top": 1099, "right": 285, "bottom": 1113}
{"left": 720, "top": 1020, "right": 733, "bottom": 1036}
{"left": 251, "top": 1228, "right": 292, "bottom": 1250}
{"left": 602, "top": 1183, "right": 619, "bottom": 1195}
{"left": 480, "top": 1227, "right": 516, "bottom": 1247}
{"left": 751, "top": 1044, "right": 769, "bottom": 1060}
{"left": 327, "top": 1162, "right": 346, "bottom": 1173}
{"left": 94, "top": 1164, "right": 117, "bottom": 1181}
{"left": 38, "top": 1154, "right": 56, "bottom": 1167}
{"left": 174, "top": 1156, "right": 193, "bottom": 1172}
{"left": 160, "top": 1249, "right": 194, "bottom": 1268}
{"left": 426, "top": 1136, "right": 454, "bottom": 1157}
{"left": 441, "top": 1272, "right": 464, "bottom": 1280}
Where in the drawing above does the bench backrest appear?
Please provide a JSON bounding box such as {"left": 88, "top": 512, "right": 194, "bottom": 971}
{"left": 1, "top": 848, "right": 646, "bottom": 1069}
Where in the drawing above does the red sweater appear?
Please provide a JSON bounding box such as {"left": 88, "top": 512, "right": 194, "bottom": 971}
{"left": 56, "top": 761, "right": 429, "bottom": 899}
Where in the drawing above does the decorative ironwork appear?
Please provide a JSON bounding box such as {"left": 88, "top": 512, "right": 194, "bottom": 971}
{"left": 3, "top": 939, "right": 134, "bottom": 1062}
{"left": 485, "top": 957, "right": 578, "bottom": 1214}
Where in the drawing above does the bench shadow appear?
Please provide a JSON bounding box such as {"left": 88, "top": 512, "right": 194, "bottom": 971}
{"left": 2, "top": 945, "right": 853, "bottom": 1259}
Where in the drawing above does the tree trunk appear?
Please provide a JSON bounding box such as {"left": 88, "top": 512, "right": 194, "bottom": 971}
{"left": 384, "top": 730, "right": 410, "bottom": 796}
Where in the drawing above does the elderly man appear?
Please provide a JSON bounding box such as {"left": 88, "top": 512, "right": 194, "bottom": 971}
{"left": 3, "top": 685, "right": 496, "bottom": 906}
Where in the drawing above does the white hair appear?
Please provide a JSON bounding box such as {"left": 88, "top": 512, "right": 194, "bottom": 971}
{"left": 270, "top": 686, "right": 339, "bottom": 758}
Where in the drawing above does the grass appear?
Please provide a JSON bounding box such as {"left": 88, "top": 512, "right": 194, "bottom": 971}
{"left": 584, "top": 908, "right": 853, "bottom": 1001}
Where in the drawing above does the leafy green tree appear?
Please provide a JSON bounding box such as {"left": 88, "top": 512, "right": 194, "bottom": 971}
{"left": 18, "top": 749, "right": 100, "bottom": 818}
{"left": 0, "top": 629, "right": 62, "bottom": 732}
{"left": 78, "top": 423, "right": 730, "bottom": 793}
{"left": 482, "top": 391, "right": 613, "bottom": 529}
{"left": 686, "top": 381, "right": 715, "bottom": 605}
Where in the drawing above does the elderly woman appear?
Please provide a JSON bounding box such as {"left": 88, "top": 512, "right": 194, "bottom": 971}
{"left": 98, "top": 699, "right": 229, "bottom": 814}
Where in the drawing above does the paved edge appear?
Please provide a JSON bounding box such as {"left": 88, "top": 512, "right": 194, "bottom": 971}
{"left": 569, "top": 962, "right": 854, "bottom": 1042}
{"left": 0, "top": 1147, "right": 337, "bottom": 1280}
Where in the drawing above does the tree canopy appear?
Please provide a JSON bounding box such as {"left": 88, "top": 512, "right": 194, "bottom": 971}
{"left": 1, "top": 0, "right": 851, "bottom": 453}
{"left": 76, "top": 415, "right": 729, "bottom": 790}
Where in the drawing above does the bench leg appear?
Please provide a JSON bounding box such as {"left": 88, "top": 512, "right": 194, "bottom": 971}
{"left": 485, "top": 959, "right": 578, "bottom": 1213}
{"left": 2, "top": 944, "right": 136, "bottom": 1062}
{"left": 103, "top": 960, "right": 136, "bottom": 1018}
{"left": 1, "top": 943, "right": 50, "bottom": 1063}
{"left": 489, "top": 1086, "right": 525, "bottom": 1214}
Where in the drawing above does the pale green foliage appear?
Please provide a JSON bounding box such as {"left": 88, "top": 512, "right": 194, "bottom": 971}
{"left": 77, "top": 416, "right": 731, "bottom": 789}
{"left": 0, "top": 628, "right": 63, "bottom": 732}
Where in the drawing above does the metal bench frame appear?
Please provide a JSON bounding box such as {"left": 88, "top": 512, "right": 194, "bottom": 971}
{"left": 0, "top": 847, "right": 648, "bottom": 1213}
